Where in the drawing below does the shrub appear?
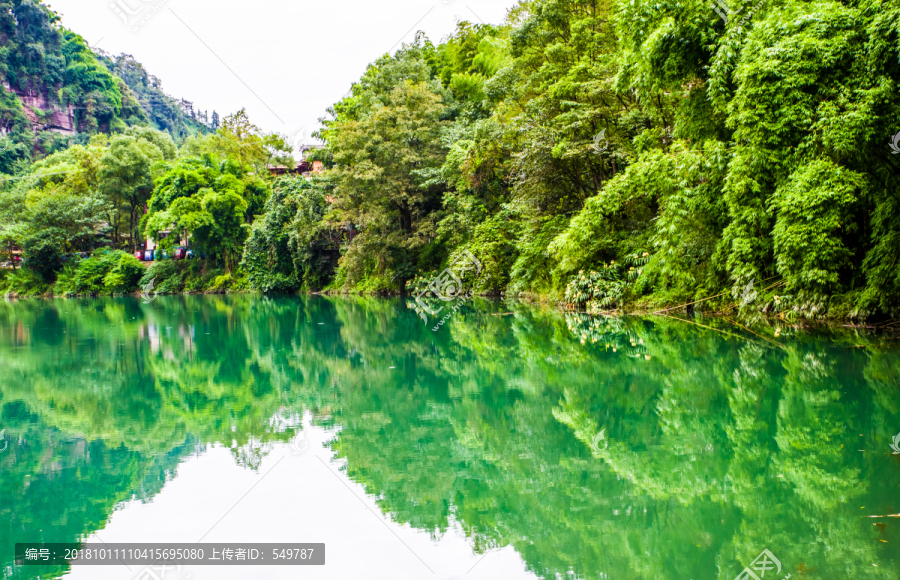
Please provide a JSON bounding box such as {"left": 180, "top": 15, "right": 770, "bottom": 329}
{"left": 241, "top": 186, "right": 301, "bottom": 293}
{"left": 70, "top": 250, "right": 144, "bottom": 295}
{"left": 563, "top": 253, "right": 649, "bottom": 312}
{"left": 0, "top": 267, "right": 48, "bottom": 296}
{"left": 205, "top": 272, "right": 232, "bottom": 293}
{"left": 140, "top": 260, "right": 183, "bottom": 294}
{"left": 108, "top": 254, "right": 143, "bottom": 293}
{"left": 771, "top": 160, "right": 863, "bottom": 317}
{"left": 22, "top": 237, "right": 63, "bottom": 282}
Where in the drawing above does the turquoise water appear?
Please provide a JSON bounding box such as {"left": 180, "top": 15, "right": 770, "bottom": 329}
{"left": 0, "top": 295, "right": 898, "bottom": 579}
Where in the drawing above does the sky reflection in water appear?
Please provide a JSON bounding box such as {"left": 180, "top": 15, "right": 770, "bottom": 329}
{"left": 0, "top": 295, "right": 899, "bottom": 579}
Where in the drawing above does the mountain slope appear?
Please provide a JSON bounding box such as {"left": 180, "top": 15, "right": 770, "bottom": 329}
{"left": 0, "top": 0, "right": 214, "bottom": 174}
{"left": 96, "top": 51, "right": 218, "bottom": 142}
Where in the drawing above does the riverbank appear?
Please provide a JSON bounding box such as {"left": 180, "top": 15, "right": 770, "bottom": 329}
{"left": 3, "top": 278, "right": 898, "bottom": 330}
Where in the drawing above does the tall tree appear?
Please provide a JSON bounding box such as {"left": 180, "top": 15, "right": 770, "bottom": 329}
{"left": 322, "top": 47, "right": 450, "bottom": 293}
{"left": 98, "top": 128, "right": 173, "bottom": 249}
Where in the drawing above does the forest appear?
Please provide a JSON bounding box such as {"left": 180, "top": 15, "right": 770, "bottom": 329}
{"left": 3, "top": 0, "right": 900, "bottom": 321}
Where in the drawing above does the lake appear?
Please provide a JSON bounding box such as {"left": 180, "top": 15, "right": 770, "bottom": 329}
{"left": 1, "top": 295, "right": 898, "bottom": 580}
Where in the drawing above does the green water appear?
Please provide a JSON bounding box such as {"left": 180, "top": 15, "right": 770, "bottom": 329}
{"left": 1, "top": 295, "right": 899, "bottom": 580}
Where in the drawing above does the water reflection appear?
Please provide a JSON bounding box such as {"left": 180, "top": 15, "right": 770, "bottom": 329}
{"left": 0, "top": 296, "right": 899, "bottom": 579}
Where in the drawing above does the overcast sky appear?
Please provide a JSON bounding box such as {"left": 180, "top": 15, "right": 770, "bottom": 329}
{"left": 45, "top": 0, "right": 517, "bottom": 145}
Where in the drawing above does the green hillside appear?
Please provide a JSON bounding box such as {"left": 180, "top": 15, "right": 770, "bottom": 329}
{"left": 3, "top": 0, "right": 900, "bottom": 323}
{"left": 0, "top": 0, "right": 213, "bottom": 175}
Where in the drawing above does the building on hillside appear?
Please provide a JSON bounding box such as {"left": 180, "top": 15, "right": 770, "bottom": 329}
{"left": 267, "top": 144, "right": 325, "bottom": 178}
{"left": 266, "top": 160, "right": 317, "bottom": 177}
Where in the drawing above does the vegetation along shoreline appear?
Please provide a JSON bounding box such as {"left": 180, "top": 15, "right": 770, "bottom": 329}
{"left": 4, "top": 1, "right": 900, "bottom": 326}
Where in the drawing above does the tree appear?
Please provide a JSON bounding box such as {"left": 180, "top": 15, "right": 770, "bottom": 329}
{"left": 322, "top": 46, "right": 450, "bottom": 293}
{"left": 98, "top": 128, "right": 173, "bottom": 249}
{"left": 145, "top": 152, "right": 260, "bottom": 272}
{"left": 242, "top": 176, "right": 334, "bottom": 293}
{"left": 5, "top": 139, "right": 110, "bottom": 280}
{"left": 0, "top": 188, "right": 27, "bottom": 269}
{"left": 200, "top": 108, "right": 293, "bottom": 175}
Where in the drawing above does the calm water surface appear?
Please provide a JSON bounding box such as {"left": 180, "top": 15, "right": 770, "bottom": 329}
{"left": 1, "top": 295, "right": 899, "bottom": 580}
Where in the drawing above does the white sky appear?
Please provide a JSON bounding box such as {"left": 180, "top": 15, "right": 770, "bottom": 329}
{"left": 70, "top": 431, "right": 537, "bottom": 580}
{"left": 45, "top": 0, "right": 517, "bottom": 144}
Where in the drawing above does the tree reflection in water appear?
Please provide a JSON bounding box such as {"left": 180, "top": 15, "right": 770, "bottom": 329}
{"left": 0, "top": 296, "right": 897, "bottom": 578}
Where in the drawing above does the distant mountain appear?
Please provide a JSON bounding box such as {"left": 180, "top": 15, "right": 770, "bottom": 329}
{"left": 0, "top": 0, "right": 215, "bottom": 174}
{"left": 95, "top": 51, "right": 219, "bottom": 142}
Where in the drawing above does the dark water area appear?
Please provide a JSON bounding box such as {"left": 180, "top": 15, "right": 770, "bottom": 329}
{"left": 0, "top": 295, "right": 898, "bottom": 579}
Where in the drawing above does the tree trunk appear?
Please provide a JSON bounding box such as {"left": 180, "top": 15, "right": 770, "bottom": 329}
{"left": 129, "top": 204, "right": 137, "bottom": 252}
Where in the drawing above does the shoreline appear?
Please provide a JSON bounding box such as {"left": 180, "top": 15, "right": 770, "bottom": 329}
{"left": 2, "top": 288, "right": 898, "bottom": 330}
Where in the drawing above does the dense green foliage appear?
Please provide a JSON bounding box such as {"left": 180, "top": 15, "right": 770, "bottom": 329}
{"left": 55, "top": 249, "right": 144, "bottom": 295}
{"left": 320, "top": 45, "right": 451, "bottom": 293}
{"left": 0, "top": 0, "right": 124, "bottom": 165}
{"left": 0, "top": 127, "right": 175, "bottom": 288}
{"left": 307, "top": 0, "right": 900, "bottom": 319}
{"left": 241, "top": 175, "right": 336, "bottom": 293}
{"left": 0, "top": 107, "right": 302, "bottom": 296}
{"left": 4, "top": 0, "right": 900, "bottom": 320}
{"left": 0, "top": 0, "right": 212, "bottom": 175}
{"left": 143, "top": 110, "right": 294, "bottom": 274}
